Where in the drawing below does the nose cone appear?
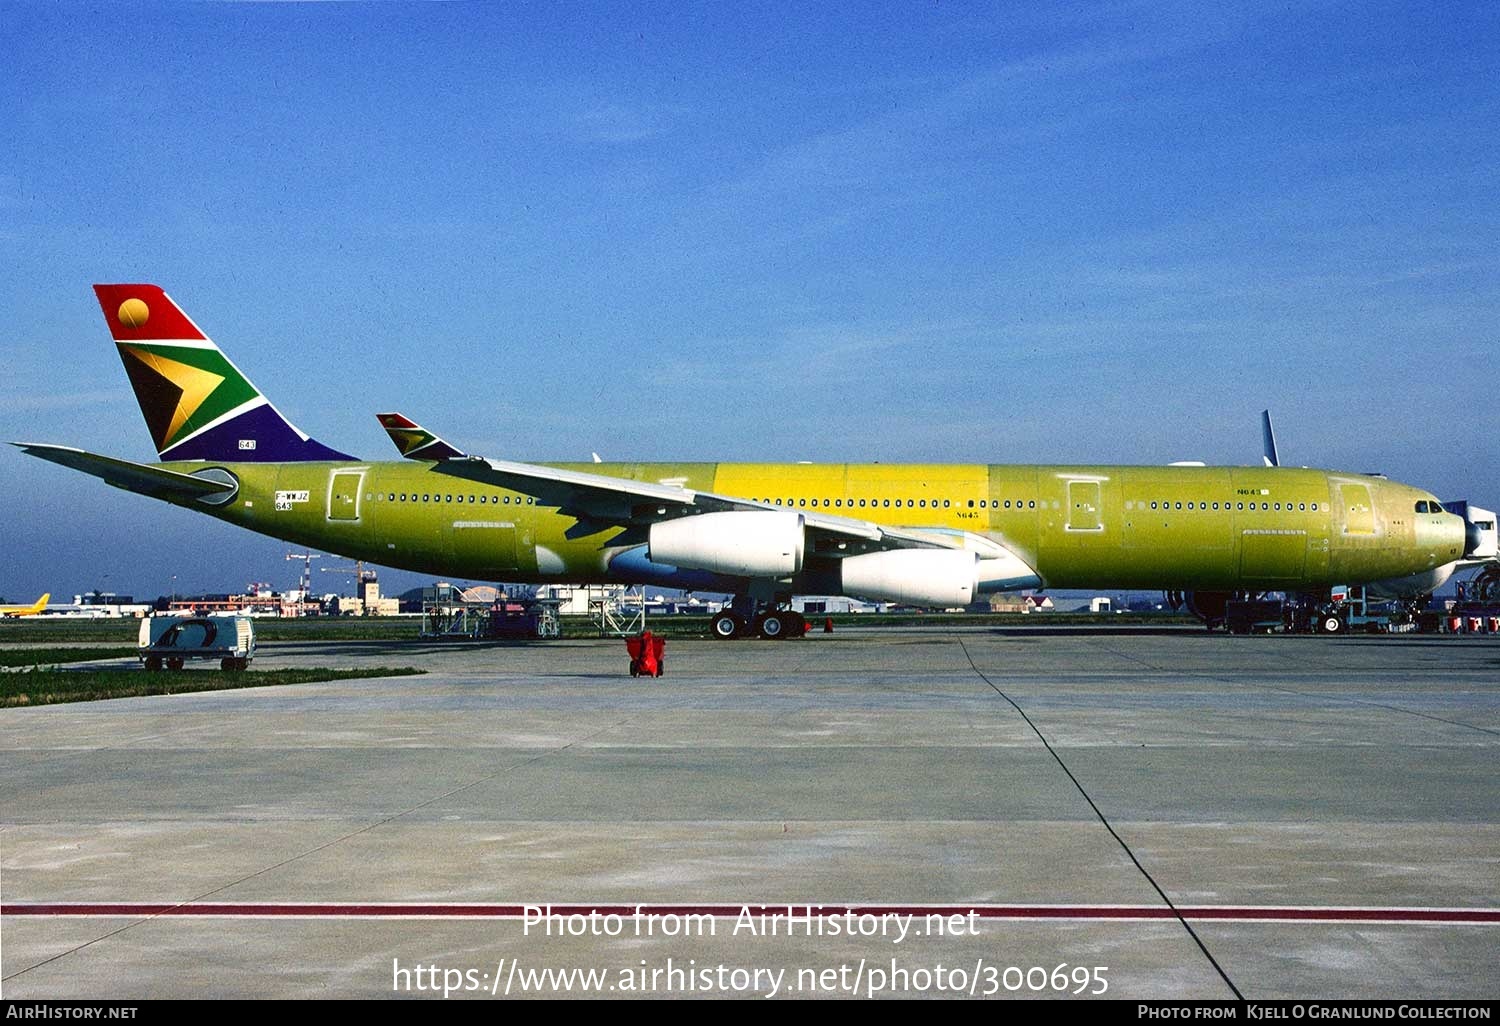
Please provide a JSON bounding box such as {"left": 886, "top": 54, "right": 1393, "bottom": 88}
{"left": 1418, "top": 512, "right": 1467, "bottom": 568}
{"left": 1445, "top": 512, "right": 1470, "bottom": 558}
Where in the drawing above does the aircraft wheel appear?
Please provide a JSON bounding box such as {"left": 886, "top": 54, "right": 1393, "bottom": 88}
{"left": 1320, "top": 615, "right": 1344, "bottom": 634}
{"left": 144, "top": 656, "right": 162, "bottom": 672}
{"left": 710, "top": 612, "right": 743, "bottom": 640}
{"left": 166, "top": 658, "right": 185, "bottom": 671}
{"left": 758, "top": 613, "right": 787, "bottom": 639}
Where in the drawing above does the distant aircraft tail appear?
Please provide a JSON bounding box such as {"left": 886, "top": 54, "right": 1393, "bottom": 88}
{"left": 33, "top": 593, "right": 49, "bottom": 613}
{"left": 375, "top": 413, "right": 466, "bottom": 461}
{"left": 92, "top": 285, "right": 350, "bottom": 463}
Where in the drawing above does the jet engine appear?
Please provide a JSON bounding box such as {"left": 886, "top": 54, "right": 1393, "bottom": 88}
{"left": 838, "top": 549, "right": 979, "bottom": 607}
{"left": 648, "top": 511, "right": 804, "bottom": 577}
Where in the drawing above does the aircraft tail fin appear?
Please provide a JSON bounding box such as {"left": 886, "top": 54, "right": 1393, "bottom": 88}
{"left": 92, "top": 285, "right": 351, "bottom": 463}
{"left": 375, "top": 413, "right": 466, "bottom": 461}
{"left": 34, "top": 594, "right": 49, "bottom": 612}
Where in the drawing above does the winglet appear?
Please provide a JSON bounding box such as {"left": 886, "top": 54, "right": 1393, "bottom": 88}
{"left": 1261, "top": 410, "right": 1280, "bottom": 468}
{"left": 375, "top": 413, "right": 466, "bottom": 461}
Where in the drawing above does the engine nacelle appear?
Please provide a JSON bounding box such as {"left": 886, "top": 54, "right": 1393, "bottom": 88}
{"left": 839, "top": 549, "right": 979, "bottom": 608}
{"left": 648, "top": 511, "right": 805, "bottom": 577}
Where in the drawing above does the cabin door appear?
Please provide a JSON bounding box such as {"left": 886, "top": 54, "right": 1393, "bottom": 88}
{"left": 327, "top": 470, "right": 364, "bottom": 522}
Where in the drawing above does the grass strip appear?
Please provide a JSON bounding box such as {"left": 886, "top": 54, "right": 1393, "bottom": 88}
{"left": 1, "top": 667, "right": 425, "bottom": 708}
{"left": 0, "top": 647, "right": 140, "bottom": 668}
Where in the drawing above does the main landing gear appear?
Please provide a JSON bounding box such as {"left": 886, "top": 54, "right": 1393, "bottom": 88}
{"left": 710, "top": 595, "right": 809, "bottom": 640}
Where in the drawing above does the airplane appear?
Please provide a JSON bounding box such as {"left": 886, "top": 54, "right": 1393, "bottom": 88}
{"left": 0, "top": 594, "right": 50, "bottom": 618}
{"left": 11, "top": 284, "right": 1472, "bottom": 639}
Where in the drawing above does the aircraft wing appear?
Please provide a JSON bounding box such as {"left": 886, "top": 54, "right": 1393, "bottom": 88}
{"left": 12, "top": 444, "right": 239, "bottom": 504}
{"left": 434, "top": 456, "right": 952, "bottom": 553}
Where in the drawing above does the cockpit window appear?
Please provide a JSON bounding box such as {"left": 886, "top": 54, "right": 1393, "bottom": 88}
{"left": 1431, "top": 501, "right": 1445, "bottom": 514}
{"left": 1415, "top": 501, "right": 1429, "bottom": 513}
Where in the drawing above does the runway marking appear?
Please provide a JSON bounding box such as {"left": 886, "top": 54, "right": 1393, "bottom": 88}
{"left": 5, "top": 903, "right": 1497, "bottom": 924}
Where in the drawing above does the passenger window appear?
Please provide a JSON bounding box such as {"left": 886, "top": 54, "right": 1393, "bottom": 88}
{"left": 1028, "top": 500, "right": 1036, "bottom": 509}
{"left": 1151, "top": 501, "right": 1158, "bottom": 509}
{"left": 943, "top": 499, "right": 950, "bottom": 508}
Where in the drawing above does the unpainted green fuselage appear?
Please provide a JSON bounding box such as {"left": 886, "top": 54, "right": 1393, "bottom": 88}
{"left": 156, "top": 460, "right": 1464, "bottom": 594}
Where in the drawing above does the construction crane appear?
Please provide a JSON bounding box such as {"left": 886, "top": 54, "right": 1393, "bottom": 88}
{"left": 321, "top": 559, "right": 376, "bottom": 589}
{"left": 321, "top": 558, "right": 379, "bottom": 614}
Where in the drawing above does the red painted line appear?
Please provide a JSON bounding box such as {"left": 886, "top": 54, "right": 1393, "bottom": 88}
{"left": 2, "top": 903, "right": 1497, "bottom": 924}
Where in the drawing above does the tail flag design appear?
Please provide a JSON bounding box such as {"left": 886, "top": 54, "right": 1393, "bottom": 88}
{"left": 93, "top": 285, "right": 350, "bottom": 463}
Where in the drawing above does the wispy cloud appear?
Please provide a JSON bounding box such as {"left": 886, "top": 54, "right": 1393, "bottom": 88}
{"left": 576, "top": 101, "right": 688, "bottom": 144}
{"left": 1, "top": 389, "right": 130, "bottom": 413}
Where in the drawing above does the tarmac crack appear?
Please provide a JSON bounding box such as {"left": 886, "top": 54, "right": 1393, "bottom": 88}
{"left": 956, "top": 638, "right": 1245, "bottom": 1000}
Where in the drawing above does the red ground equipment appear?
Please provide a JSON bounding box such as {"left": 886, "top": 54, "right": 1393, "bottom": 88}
{"left": 626, "top": 631, "right": 665, "bottom": 677}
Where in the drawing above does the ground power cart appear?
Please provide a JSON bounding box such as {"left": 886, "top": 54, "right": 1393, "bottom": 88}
{"left": 139, "top": 615, "right": 256, "bottom": 671}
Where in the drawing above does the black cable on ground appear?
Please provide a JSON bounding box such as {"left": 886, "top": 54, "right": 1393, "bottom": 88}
{"left": 957, "top": 639, "right": 1245, "bottom": 1000}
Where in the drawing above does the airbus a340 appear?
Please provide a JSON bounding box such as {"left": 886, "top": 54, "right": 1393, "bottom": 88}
{"left": 14, "top": 285, "right": 1473, "bottom": 638}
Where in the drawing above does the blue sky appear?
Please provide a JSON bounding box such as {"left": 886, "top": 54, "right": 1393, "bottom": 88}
{"left": 2, "top": 1, "right": 1497, "bottom": 601}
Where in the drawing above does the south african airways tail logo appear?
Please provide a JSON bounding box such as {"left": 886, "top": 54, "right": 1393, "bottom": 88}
{"left": 93, "top": 285, "right": 349, "bottom": 463}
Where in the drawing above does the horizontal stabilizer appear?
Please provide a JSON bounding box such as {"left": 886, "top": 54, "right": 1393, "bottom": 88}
{"left": 12, "top": 443, "right": 239, "bottom": 505}
{"left": 375, "top": 413, "right": 466, "bottom": 461}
